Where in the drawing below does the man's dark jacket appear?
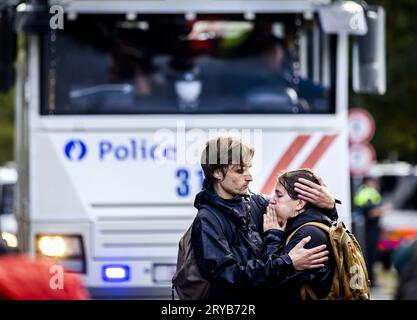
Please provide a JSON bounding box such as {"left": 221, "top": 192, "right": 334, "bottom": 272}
{"left": 191, "top": 187, "right": 295, "bottom": 300}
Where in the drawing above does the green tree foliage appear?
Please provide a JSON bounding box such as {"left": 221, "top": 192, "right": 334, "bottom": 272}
{"left": 351, "top": 0, "right": 417, "bottom": 163}
{"left": 0, "top": 90, "right": 14, "bottom": 165}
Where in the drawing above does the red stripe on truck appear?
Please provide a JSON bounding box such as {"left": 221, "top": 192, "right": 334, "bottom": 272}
{"left": 261, "top": 135, "right": 310, "bottom": 195}
{"left": 299, "top": 134, "right": 338, "bottom": 169}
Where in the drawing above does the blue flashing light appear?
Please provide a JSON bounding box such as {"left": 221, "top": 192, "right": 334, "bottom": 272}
{"left": 102, "top": 265, "right": 130, "bottom": 282}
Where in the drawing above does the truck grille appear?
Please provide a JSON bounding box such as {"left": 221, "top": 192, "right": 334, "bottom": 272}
{"left": 93, "top": 214, "right": 194, "bottom": 258}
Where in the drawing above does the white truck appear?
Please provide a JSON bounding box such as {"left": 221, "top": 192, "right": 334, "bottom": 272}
{"left": 0, "top": 0, "right": 385, "bottom": 298}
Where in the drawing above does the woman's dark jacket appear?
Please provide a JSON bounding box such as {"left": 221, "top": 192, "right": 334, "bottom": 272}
{"left": 191, "top": 187, "right": 295, "bottom": 300}
{"left": 263, "top": 207, "right": 336, "bottom": 300}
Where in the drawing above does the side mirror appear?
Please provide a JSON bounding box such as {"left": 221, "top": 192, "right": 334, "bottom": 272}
{"left": 14, "top": 2, "right": 51, "bottom": 34}
{"left": 352, "top": 6, "right": 386, "bottom": 95}
{"left": 0, "top": 4, "right": 17, "bottom": 93}
{"left": 318, "top": 1, "right": 368, "bottom": 35}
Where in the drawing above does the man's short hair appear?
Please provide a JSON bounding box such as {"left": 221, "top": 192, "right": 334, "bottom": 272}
{"left": 201, "top": 136, "right": 254, "bottom": 185}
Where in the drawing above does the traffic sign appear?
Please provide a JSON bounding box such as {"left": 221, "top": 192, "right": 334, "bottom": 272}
{"left": 348, "top": 108, "right": 376, "bottom": 144}
{"left": 349, "top": 143, "right": 376, "bottom": 176}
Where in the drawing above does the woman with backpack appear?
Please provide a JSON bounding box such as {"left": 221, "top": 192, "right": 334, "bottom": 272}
{"left": 181, "top": 137, "right": 336, "bottom": 301}
{"left": 263, "top": 168, "right": 370, "bottom": 300}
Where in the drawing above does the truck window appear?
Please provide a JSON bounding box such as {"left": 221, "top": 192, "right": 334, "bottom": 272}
{"left": 402, "top": 177, "right": 417, "bottom": 210}
{"left": 41, "top": 14, "right": 336, "bottom": 115}
{"left": 379, "top": 175, "right": 417, "bottom": 210}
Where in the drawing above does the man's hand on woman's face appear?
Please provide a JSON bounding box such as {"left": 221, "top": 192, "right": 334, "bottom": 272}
{"left": 294, "top": 175, "right": 335, "bottom": 210}
{"left": 288, "top": 236, "right": 329, "bottom": 271}
{"left": 263, "top": 204, "right": 286, "bottom": 232}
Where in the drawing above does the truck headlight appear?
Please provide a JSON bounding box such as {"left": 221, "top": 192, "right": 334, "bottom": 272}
{"left": 36, "top": 235, "right": 86, "bottom": 273}
{"left": 38, "top": 236, "right": 66, "bottom": 257}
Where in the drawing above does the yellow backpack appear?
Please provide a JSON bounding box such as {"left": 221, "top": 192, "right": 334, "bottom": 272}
{"left": 286, "top": 221, "right": 371, "bottom": 300}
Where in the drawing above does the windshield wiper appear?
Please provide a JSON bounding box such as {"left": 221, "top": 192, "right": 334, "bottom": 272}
{"left": 69, "top": 84, "right": 133, "bottom": 98}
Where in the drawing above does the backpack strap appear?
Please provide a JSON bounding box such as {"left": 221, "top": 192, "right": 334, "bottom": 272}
{"left": 301, "top": 285, "right": 320, "bottom": 300}
{"left": 285, "top": 221, "right": 330, "bottom": 246}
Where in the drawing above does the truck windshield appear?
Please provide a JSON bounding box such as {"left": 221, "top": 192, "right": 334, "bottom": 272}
{"left": 41, "top": 14, "right": 336, "bottom": 115}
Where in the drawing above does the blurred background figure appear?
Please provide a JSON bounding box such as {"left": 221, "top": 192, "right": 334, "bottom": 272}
{"left": 393, "top": 238, "right": 417, "bottom": 299}
{"left": 257, "top": 36, "right": 329, "bottom": 112}
{"left": 354, "top": 176, "right": 392, "bottom": 286}
{"left": 0, "top": 253, "right": 90, "bottom": 300}
{"left": 0, "top": 239, "right": 89, "bottom": 300}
